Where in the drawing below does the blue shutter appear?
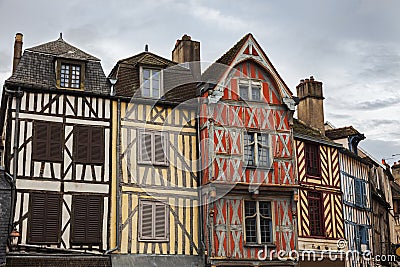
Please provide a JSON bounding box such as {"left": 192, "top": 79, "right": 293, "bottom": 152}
{"left": 361, "top": 182, "right": 367, "bottom": 208}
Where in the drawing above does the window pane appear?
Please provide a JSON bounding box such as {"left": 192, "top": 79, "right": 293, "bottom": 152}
{"left": 259, "top": 202, "right": 271, "bottom": 217}
{"left": 260, "top": 218, "right": 272, "bottom": 243}
{"left": 245, "top": 218, "right": 257, "bottom": 243}
{"left": 153, "top": 70, "right": 160, "bottom": 81}
{"left": 245, "top": 201, "right": 256, "bottom": 216}
{"left": 239, "top": 85, "right": 249, "bottom": 100}
{"left": 251, "top": 86, "right": 261, "bottom": 101}
{"left": 152, "top": 88, "right": 160, "bottom": 98}
{"left": 244, "top": 133, "right": 255, "bottom": 166}
{"left": 308, "top": 192, "right": 323, "bottom": 236}
{"left": 143, "top": 69, "right": 150, "bottom": 79}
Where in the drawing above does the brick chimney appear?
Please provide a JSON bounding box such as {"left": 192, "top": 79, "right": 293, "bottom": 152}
{"left": 296, "top": 76, "right": 325, "bottom": 135}
{"left": 172, "top": 34, "right": 200, "bottom": 80}
{"left": 12, "top": 33, "right": 23, "bottom": 73}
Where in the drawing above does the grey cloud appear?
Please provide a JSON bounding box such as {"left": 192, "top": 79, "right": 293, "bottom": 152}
{"left": 358, "top": 97, "right": 400, "bottom": 110}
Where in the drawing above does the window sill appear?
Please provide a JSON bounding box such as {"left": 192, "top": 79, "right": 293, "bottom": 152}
{"left": 306, "top": 174, "right": 322, "bottom": 179}
{"left": 243, "top": 166, "right": 273, "bottom": 171}
{"left": 138, "top": 239, "right": 169, "bottom": 243}
{"left": 244, "top": 242, "right": 276, "bottom": 248}
{"left": 137, "top": 162, "right": 169, "bottom": 168}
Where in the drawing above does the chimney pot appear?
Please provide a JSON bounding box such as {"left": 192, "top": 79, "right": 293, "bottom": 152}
{"left": 310, "top": 76, "right": 314, "bottom": 81}
{"left": 300, "top": 79, "right": 305, "bottom": 83}
{"left": 12, "top": 33, "right": 23, "bottom": 74}
{"left": 305, "top": 78, "right": 310, "bottom": 82}
{"left": 145, "top": 44, "right": 149, "bottom": 52}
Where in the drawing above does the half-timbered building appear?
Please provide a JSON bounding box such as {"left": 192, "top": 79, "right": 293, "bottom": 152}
{"left": 325, "top": 126, "right": 373, "bottom": 267}
{"left": 199, "top": 33, "right": 298, "bottom": 266}
{"left": 294, "top": 78, "right": 345, "bottom": 267}
{"left": 107, "top": 35, "right": 201, "bottom": 266}
{"left": 1, "top": 33, "right": 111, "bottom": 266}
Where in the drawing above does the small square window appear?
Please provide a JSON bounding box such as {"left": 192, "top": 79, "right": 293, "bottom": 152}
{"left": 138, "top": 130, "right": 169, "bottom": 166}
{"left": 244, "top": 132, "right": 270, "bottom": 168}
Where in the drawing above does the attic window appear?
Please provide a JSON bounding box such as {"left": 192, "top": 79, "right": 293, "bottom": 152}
{"left": 141, "top": 68, "right": 161, "bottom": 98}
{"left": 239, "top": 79, "right": 262, "bottom": 101}
{"left": 61, "top": 63, "right": 81, "bottom": 88}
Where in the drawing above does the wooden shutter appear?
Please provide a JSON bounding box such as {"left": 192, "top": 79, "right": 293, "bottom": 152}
{"left": 74, "top": 126, "right": 90, "bottom": 163}
{"left": 72, "top": 195, "right": 103, "bottom": 244}
{"left": 29, "top": 193, "right": 61, "bottom": 244}
{"left": 139, "top": 201, "right": 168, "bottom": 241}
{"left": 139, "top": 131, "right": 152, "bottom": 163}
{"left": 32, "top": 122, "right": 48, "bottom": 160}
{"left": 355, "top": 179, "right": 362, "bottom": 207}
{"left": 154, "top": 203, "right": 167, "bottom": 239}
{"left": 49, "top": 123, "right": 63, "bottom": 160}
{"left": 90, "top": 127, "right": 104, "bottom": 163}
{"left": 154, "top": 133, "right": 167, "bottom": 165}
{"left": 140, "top": 201, "right": 153, "bottom": 239}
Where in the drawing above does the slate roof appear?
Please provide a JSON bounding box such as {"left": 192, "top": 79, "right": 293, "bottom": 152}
{"left": 6, "top": 37, "right": 110, "bottom": 95}
{"left": 293, "top": 118, "right": 341, "bottom": 147}
{"left": 109, "top": 52, "right": 197, "bottom": 103}
{"left": 325, "top": 126, "right": 361, "bottom": 140}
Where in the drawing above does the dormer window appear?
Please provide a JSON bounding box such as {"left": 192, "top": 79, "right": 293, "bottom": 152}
{"left": 239, "top": 79, "right": 262, "bottom": 101}
{"left": 60, "top": 63, "right": 81, "bottom": 88}
{"left": 141, "top": 68, "right": 161, "bottom": 98}
{"left": 56, "top": 59, "right": 85, "bottom": 90}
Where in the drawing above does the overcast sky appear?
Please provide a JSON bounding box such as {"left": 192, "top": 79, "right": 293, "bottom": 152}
{"left": 1, "top": 0, "right": 400, "bottom": 165}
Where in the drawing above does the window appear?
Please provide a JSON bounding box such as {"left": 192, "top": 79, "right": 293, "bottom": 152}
{"left": 244, "top": 201, "right": 272, "bottom": 244}
{"left": 74, "top": 125, "right": 104, "bottom": 164}
{"left": 71, "top": 195, "right": 103, "bottom": 245}
{"left": 142, "top": 68, "right": 161, "bottom": 98}
{"left": 28, "top": 192, "right": 61, "bottom": 244}
{"left": 138, "top": 130, "right": 168, "bottom": 166}
{"left": 305, "top": 143, "right": 321, "bottom": 177}
{"left": 356, "top": 225, "right": 368, "bottom": 251}
{"left": 239, "top": 80, "right": 262, "bottom": 101}
{"left": 355, "top": 179, "right": 367, "bottom": 208}
{"left": 32, "top": 121, "right": 63, "bottom": 162}
{"left": 60, "top": 63, "right": 81, "bottom": 89}
{"left": 138, "top": 200, "right": 168, "bottom": 241}
{"left": 307, "top": 191, "right": 324, "bottom": 236}
{"left": 244, "top": 132, "right": 270, "bottom": 167}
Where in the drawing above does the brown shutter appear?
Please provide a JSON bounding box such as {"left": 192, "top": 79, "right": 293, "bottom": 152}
{"left": 154, "top": 133, "right": 167, "bottom": 165}
{"left": 90, "top": 127, "right": 104, "bottom": 164}
{"left": 32, "top": 122, "right": 49, "bottom": 160}
{"left": 154, "top": 203, "right": 167, "bottom": 239}
{"left": 74, "top": 126, "right": 90, "bottom": 163}
{"left": 72, "top": 195, "right": 103, "bottom": 244}
{"left": 29, "top": 193, "right": 61, "bottom": 244}
{"left": 49, "top": 123, "right": 63, "bottom": 161}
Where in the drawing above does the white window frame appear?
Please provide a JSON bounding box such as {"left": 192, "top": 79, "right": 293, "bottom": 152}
{"left": 238, "top": 79, "right": 262, "bottom": 101}
{"left": 137, "top": 130, "right": 169, "bottom": 166}
{"left": 140, "top": 67, "right": 163, "bottom": 98}
{"left": 243, "top": 132, "right": 271, "bottom": 168}
{"left": 243, "top": 200, "right": 274, "bottom": 245}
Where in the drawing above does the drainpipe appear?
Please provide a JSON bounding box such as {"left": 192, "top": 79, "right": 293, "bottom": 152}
{"left": 104, "top": 98, "right": 121, "bottom": 255}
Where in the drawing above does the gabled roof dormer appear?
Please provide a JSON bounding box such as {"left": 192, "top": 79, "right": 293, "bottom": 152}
{"left": 202, "top": 33, "right": 295, "bottom": 110}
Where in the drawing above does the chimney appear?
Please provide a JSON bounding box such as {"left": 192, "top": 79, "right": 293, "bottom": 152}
{"left": 393, "top": 161, "right": 400, "bottom": 185}
{"left": 296, "top": 76, "right": 325, "bottom": 135}
{"left": 12, "top": 33, "right": 23, "bottom": 74}
{"left": 172, "top": 34, "right": 201, "bottom": 80}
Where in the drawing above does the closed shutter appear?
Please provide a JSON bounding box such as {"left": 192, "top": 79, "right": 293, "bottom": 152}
{"left": 29, "top": 193, "right": 61, "bottom": 244}
{"left": 154, "top": 203, "right": 166, "bottom": 239}
{"left": 139, "top": 132, "right": 152, "bottom": 163}
{"left": 154, "top": 133, "right": 167, "bottom": 165}
{"left": 33, "top": 122, "right": 48, "bottom": 160}
{"left": 139, "top": 201, "right": 168, "bottom": 241}
{"left": 74, "top": 126, "right": 90, "bottom": 163}
{"left": 49, "top": 123, "right": 63, "bottom": 160}
{"left": 90, "top": 127, "right": 104, "bottom": 163}
{"left": 355, "top": 179, "right": 362, "bottom": 207}
{"left": 72, "top": 195, "right": 103, "bottom": 244}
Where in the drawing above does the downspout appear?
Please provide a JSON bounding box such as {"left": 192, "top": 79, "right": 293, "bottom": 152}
{"left": 4, "top": 86, "right": 22, "bottom": 240}
{"left": 196, "top": 96, "right": 205, "bottom": 262}
{"left": 104, "top": 98, "right": 121, "bottom": 255}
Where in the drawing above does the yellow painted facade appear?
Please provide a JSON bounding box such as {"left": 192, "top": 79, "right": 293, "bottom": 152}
{"left": 110, "top": 100, "right": 199, "bottom": 255}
